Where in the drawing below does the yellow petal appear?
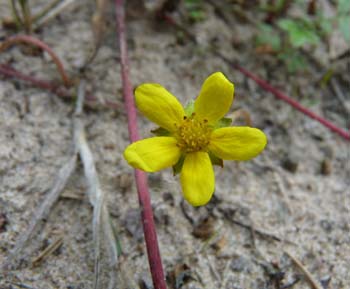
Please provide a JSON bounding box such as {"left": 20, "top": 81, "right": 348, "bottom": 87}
{"left": 209, "top": 127, "right": 267, "bottom": 161}
{"left": 124, "top": 137, "right": 181, "bottom": 172}
{"left": 135, "top": 84, "right": 185, "bottom": 132}
{"left": 180, "top": 152, "right": 215, "bottom": 206}
{"left": 194, "top": 72, "right": 234, "bottom": 123}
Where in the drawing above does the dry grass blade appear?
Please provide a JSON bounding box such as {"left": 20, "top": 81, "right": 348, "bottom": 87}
{"left": 18, "top": 0, "right": 33, "bottom": 33}
{"left": 285, "top": 251, "right": 323, "bottom": 289}
{"left": 85, "top": 0, "right": 109, "bottom": 67}
{"left": 10, "top": 0, "right": 24, "bottom": 27}
{"left": 3, "top": 153, "right": 77, "bottom": 270}
{"left": 32, "top": 0, "right": 62, "bottom": 25}
{"left": 74, "top": 80, "right": 118, "bottom": 289}
{"left": 102, "top": 208, "right": 118, "bottom": 266}
{"left": 34, "top": 0, "right": 77, "bottom": 29}
{"left": 31, "top": 235, "right": 64, "bottom": 266}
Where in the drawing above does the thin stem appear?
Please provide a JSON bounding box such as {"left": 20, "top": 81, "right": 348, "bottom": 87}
{"left": 0, "top": 64, "right": 120, "bottom": 110}
{"left": 230, "top": 60, "right": 350, "bottom": 141}
{"left": 114, "top": 1, "right": 167, "bottom": 288}
{"left": 0, "top": 63, "right": 66, "bottom": 95}
{"left": 0, "top": 35, "right": 71, "bottom": 86}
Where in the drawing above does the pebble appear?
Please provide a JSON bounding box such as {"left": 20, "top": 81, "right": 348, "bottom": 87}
{"left": 230, "top": 255, "right": 251, "bottom": 273}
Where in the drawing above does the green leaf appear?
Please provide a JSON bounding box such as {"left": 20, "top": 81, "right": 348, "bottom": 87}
{"left": 338, "top": 0, "right": 350, "bottom": 14}
{"left": 318, "top": 18, "right": 333, "bottom": 35}
{"left": 184, "top": 99, "right": 195, "bottom": 117}
{"left": 278, "top": 50, "right": 307, "bottom": 73}
{"left": 256, "top": 24, "right": 281, "bottom": 51}
{"left": 278, "top": 19, "right": 320, "bottom": 47}
{"left": 151, "top": 127, "right": 171, "bottom": 136}
{"left": 189, "top": 10, "right": 205, "bottom": 21}
{"left": 172, "top": 154, "right": 185, "bottom": 176}
{"left": 339, "top": 16, "right": 350, "bottom": 42}
{"left": 208, "top": 151, "right": 223, "bottom": 167}
{"left": 214, "top": 117, "right": 232, "bottom": 129}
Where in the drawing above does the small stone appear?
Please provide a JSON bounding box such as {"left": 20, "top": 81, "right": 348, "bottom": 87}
{"left": 162, "top": 192, "right": 175, "bottom": 206}
{"left": 139, "top": 274, "right": 153, "bottom": 289}
{"left": 123, "top": 209, "right": 143, "bottom": 242}
{"left": 192, "top": 217, "right": 215, "bottom": 239}
{"left": 281, "top": 156, "right": 298, "bottom": 173}
{"left": 0, "top": 213, "right": 7, "bottom": 233}
{"left": 320, "top": 219, "right": 333, "bottom": 232}
{"left": 230, "top": 255, "right": 251, "bottom": 273}
{"left": 320, "top": 275, "right": 331, "bottom": 288}
{"left": 154, "top": 205, "right": 171, "bottom": 226}
{"left": 117, "top": 173, "right": 133, "bottom": 191}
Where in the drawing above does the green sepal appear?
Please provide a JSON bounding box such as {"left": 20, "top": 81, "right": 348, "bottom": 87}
{"left": 172, "top": 154, "right": 186, "bottom": 176}
{"left": 208, "top": 151, "right": 223, "bottom": 168}
{"left": 151, "top": 127, "right": 171, "bottom": 136}
{"left": 184, "top": 99, "right": 195, "bottom": 117}
{"left": 213, "top": 117, "right": 232, "bottom": 129}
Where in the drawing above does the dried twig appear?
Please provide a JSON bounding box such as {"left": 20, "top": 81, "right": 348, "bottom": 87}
{"left": 231, "top": 219, "right": 284, "bottom": 243}
{"left": 8, "top": 282, "right": 37, "bottom": 289}
{"left": 31, "top": 235, "right": 64, "bottom": 266}
{"left": 0, "top": 35, "right": 71, "bottom": 86}
{"left": 114, "top": 1, "right": 167, "bottom": 288}
{"left": 281, "top": 277, "right": 301, "bottom": 289}
{"left": 330, "top": 78, "right": 350, "bottom": 116}
{"left": 86, "top": 0, "right": 109, "bottom": 67}
{"left": 285, "top": 251, "right": 323, "bottom": 289}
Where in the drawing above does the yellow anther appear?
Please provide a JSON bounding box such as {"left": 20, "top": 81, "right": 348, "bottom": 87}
{"left": 176, "top": 115, "right": 212, "bottom": 153}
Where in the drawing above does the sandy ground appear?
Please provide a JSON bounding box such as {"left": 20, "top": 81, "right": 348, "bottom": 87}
{"left": 0, "top": 1, "right": 349, "bottom": 289}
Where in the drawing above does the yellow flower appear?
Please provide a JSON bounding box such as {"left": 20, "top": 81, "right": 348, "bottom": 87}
{"left": 124, "top": 72, "right": 267, "bottom": 206}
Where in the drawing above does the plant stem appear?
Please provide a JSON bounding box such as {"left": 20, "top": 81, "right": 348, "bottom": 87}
{"left": 228, "top": 59, "right": 350, "bottom": 141}
{"left": 0, "top": 64, "right": 120, "bottom": 110}
{"left": 114, "top": 1, "right": 167, "bottom": 288}
{"left": 0, "top": 35, "right": 71, "bottom": 86}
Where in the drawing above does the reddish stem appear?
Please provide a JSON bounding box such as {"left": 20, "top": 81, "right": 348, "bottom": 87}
{"left": 0, "top": 63, "right": 120, "bottom": 110}
{"left": 232, "top": 63, "right": 350, "bottom": 141}
{"left": 0, "top": 63, "right": 68, "bottom": 96}
{"left": 0, "top": 35, "right": 71, "bottom": 87}
{"left": 114, "top": 1, "right": 167, "bottom": 289}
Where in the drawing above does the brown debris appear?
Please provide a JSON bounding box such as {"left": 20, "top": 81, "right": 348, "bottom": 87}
{"left": 320, "top": 159, "right": 332, "bottom": 175}
{"left": 167, "top": 263, "right": 194, "bottom": 289}
{"left": 192, "top": 216, "right": 215, "bottom": 240}
{"left": 0, "top": 213, "right": 8, "bottom": 233}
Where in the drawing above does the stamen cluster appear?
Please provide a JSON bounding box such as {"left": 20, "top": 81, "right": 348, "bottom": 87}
{"left": 176, "top": 113, "right": 212, "bottom": 153}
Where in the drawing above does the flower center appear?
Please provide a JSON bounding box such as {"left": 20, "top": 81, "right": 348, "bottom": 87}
{"left": 175, "top": 113, "right": 212, "bottom": 153}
